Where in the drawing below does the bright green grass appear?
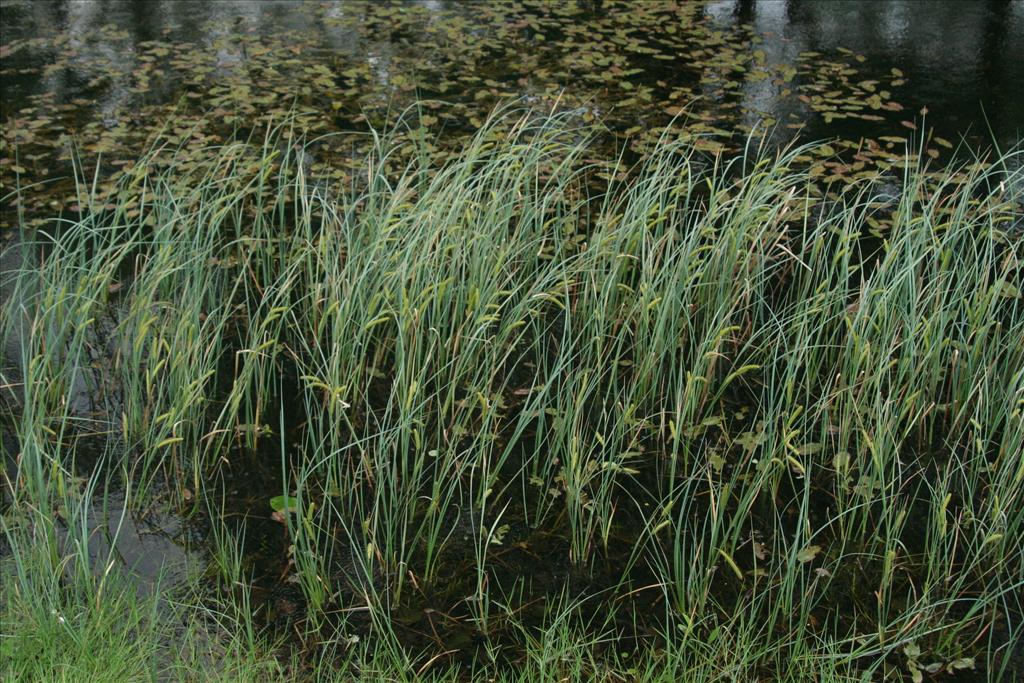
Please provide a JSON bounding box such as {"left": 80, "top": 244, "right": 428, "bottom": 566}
{"left": 2, "top": 108, "right": 1021, "bottom": 681}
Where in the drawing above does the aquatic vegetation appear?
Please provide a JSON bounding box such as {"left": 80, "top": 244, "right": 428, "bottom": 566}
{"left": 6, "top": 0, "right": 990, "bottom": 236}
{"left": 2, "top": 108, "right": 1021, "bottom": 681}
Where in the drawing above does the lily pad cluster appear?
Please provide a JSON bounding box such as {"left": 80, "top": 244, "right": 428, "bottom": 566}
{"left": 0, "top": 0, "right": 977, "bottom": 235}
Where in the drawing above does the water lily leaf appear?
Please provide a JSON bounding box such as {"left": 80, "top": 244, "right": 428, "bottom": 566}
{"left": 796, "top": 544, "right": 821, "bottom": 563}
{"left": 270, "top": 494, "right": 299, "bottom": 513}
{"left": 948, "top": 658, "right": 975, "bottom": 671}
{"left": 708, "top": 451, "right": 726, "bottom": 472}
{"left": 996, "top": 282, "right": 1021, "bottom": 299}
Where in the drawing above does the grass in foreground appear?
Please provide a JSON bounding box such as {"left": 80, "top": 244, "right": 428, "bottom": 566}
{"left": 2, "top": 109, "right": 1022, "bottom": 681}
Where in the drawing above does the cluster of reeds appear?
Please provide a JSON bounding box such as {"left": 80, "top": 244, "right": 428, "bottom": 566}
{"left": 2, "top": 108, "right": 1021, "bottom": 681}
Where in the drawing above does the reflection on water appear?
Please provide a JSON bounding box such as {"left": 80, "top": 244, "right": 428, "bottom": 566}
{"left": 3, "top": 0, "right": 1020, "bottom": 146}
{"left": 1, "top": 0, "right": 1021, "bottom": 230}
{"left": 714, "top": 0, "right": 1023, "bottom": 146}
{"left": 57, "top": 489, "right": 200, "bottom": 598}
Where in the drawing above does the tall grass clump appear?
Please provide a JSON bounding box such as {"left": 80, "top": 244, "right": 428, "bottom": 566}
{"left": 1, "top": 107, "right": 1021, "bottom": 681}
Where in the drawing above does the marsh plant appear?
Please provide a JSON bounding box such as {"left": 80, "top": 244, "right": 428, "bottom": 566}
{"left": 1, "top": 108, "right": 1022, "bottom": 681}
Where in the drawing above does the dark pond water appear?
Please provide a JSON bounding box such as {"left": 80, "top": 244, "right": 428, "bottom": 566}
{"left": 709, "top": 0, "right": 1023, "bottom": 146}
{"left": 2, "top": 1, "right": 1021, "bottom": 143}
{"left": 1, "top": 0, "right": 1022, "bottom": 232}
